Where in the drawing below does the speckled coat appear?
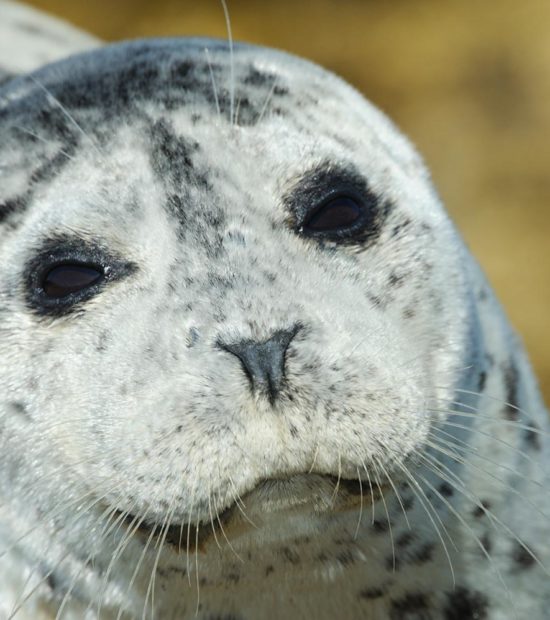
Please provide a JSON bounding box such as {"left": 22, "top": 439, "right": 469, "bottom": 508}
{"left": 0, "top": 2, "right": 549, "bottom": 619}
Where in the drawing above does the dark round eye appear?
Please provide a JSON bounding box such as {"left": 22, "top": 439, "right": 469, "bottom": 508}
{"left": 302, "top": 196, "right": 363, "bottom": 234}
{"left": 42, "top": 264, "right": 103, "bottom": 298}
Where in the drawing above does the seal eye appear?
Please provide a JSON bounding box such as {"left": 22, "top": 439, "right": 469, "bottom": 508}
{"left": 42, "top": 264, "right": 103, "bottom": 298}
{"left": 302, "top": 196, "right": 363, "bottom": 235}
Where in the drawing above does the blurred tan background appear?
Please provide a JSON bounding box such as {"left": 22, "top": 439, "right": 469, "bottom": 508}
{"left": 26, "top": 0, "right": 550, "bottom": 402}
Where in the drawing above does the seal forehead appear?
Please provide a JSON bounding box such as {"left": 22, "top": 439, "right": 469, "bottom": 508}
{"left": 1, "top": 38, "right": 312, "bottom": 126}
{"left": 0, "top": 38, "right": 428, "bottom": 233}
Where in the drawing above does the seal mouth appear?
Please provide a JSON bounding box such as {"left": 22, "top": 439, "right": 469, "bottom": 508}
{"left": 115, "top": 474, "right": 388, "bottom": 553}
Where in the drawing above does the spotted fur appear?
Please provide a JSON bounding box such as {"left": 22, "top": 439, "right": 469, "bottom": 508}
{"left": 0, "top": 3, "right": 549, "bottom": 619}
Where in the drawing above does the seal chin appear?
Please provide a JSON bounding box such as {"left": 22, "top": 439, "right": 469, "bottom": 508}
{"left": 117, "top": 473, "right": 388, "bottom": 553}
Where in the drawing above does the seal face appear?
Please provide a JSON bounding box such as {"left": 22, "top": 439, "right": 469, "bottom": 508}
{"left": 0, "top": 25, "right": 549, "bottom": 620}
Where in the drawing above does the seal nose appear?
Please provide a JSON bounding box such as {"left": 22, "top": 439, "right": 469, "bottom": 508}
{"left": 218, "top": 327, "right": 299, "bottom": 403}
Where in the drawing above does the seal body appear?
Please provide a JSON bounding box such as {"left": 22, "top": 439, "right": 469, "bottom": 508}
{"left": 0, "top": 4, "right": 549, "bottom": 619}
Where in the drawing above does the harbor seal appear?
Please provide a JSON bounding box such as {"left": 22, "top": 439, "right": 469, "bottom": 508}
{"left": 0, "top": 3, "right": 549, "bottom": 619}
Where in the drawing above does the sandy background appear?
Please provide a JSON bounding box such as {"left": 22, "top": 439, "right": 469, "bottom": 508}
{"left": 26, "top": 0, "right": 550, "bottom": 403}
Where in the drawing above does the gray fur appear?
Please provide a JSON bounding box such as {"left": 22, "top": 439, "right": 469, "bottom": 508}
{"left": 0, "top": 5, "right": 549, "bottom": 620}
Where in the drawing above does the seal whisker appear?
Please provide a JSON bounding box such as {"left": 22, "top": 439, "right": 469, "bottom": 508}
{"left": 435, "top": 386, "right": 531, "bottom": 419}
{"left": 416, "top": 456, "right": 519, "bottom": 618}
{"left": 376, "top": 458, "right": 411, "bottom": 530}
{"left": 330, "top": 452, "right": 342, "bottom": 504}
{"left": 220, "top": 0, "right": 235, "bottom": 125}
{"left": 207, "top": 483, "right": 222, "bottom": 550}
{"left": 215, "top": 502, "right": 244, "bottom": 563}
{"left": 120, "top": 523, "right": 157, "bottom": 620}
{"left": 429, "top": 402, "right": 550, "bottom": 439}
{"left": 370, "top": 459, "right": 396, "bottom": 572}
{"left": 204, "top": 47, "right": 221, "bottom": 122}
{"left": 420, "top": 449, "right": 549, "bottom": 576}
{"left": 11, "top": 124, "right": 76, "bottom": 161}
{"left": 361, "top": 459, "right": 376, "bottom": 526}
{"left": 307, "top": 443, "right": 321, "bottom": 474}
{"left": 428, "top": 426, "right": 543, "bottom": 488}
{"left": 256, "top": 77, "right": 277, "bottom": 125}
{"left": 425, "top": 435, "right": 548, "bottom": 520}
{"left": 185, "top": 486, "right": 197, "bottom": 587}
{"left": 194, "top": 509, "right": 201, "bottom": 617}
{"left": 144, "top": 491, "right": 180, "bottom": 620}
{"left": 56, "top": 504, "right": 123, "bottom": 620}
{"left": 28, "top": 75, "right": 103, "bottom": 158}
{"left": 228, "top": 475, "right": 257, "bottom": 528}
{"left": 111, "top": 510, "right": 157, "bottom": 620}
{"left": 353, "top": 467, "right": 364, "bottom": 539}
{"left": 0, "top": 479, "right": 120, "bottom": 563}
{"left": 429, "top": 414, "right": 537, "bottom": 464}
{"left": 9, "top": 547, "right": 74, "bottom": 619}
{"left": 234, "top": 95, "right": 242, "bottom": 126}
{"left": 11, "top": 483, "right": 126, "bottom": 617}
{"left": 393, "top": 460, "right": 457, "bottom": 585}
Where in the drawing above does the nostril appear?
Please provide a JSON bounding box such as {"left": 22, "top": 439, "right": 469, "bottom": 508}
{"left": 218, "top": 325, "right": 300, "bottom": 403}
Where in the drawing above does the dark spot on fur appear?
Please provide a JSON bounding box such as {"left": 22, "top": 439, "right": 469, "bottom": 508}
{"left": 274, "top": 85, "right": 289, "bottom": 96}
{"left": 477, "top": 371, "right": 487, "bottom": 392}
{"left": 480, "top": 533, "right": 492, "bottom": 554}
{"left": 8, "top": 401, "right": 31, "bottom": 420}
{"left": 402, "top": 494, "right": 414, "bottom": 511}
{"left": 46, "top": 572, "right": 59, "bottom": 593}
{"left": 397, "top": 532, "right": 415, "bottom": 548}
{"left": 157, "top": 566, "right": 187, "bottom": 579}
{"left": 412, "top": 542, "right": 435, "bottom": 564}
{"left": 0, "top": 196, "right": 27, "bottom": 223}
{"left": 337, "top": 549, "right": 355, "bottom": 566}
{"left": 150, "top": 119, "right": 208, "bottom": 190}
{"left": 444, "top": 587, "right": 488, "bottom": 619}
{"left": 95, "top": 330, "right": 111, "bottom": 352}
{"left": 390, "top": 593, "right": 430, "bottom": 619}
{"left": 391, "top": 217, "right": 412, "bottom": 238}
{"left": 265, "top": 565, "right": 274, "bottom": 576}
{"left": 523, "top": 420, "right": 541, "bottom": 451}
{"left": 359, "top": 586, "right": 387, "bottom": 600}
{"left": 472, "top": 500, "right": 491, "bottom": 518}
{"left": 372, "top": 520, "right": 389, "bottom": 533}
{"left": 511, "top": 542, "right": 536, "bottom": 569}
{"left": 403, "top": 306, "right": 416, "bottom": 320}
{"left": 438, "top": 482, "right": 454, "bottom": 497}
{"left": 280, "top": 546, "right": 300, "bottom": 565}
{"left": 336, "top": 478, "right": 363, "bottom": 496}
{"left": 502, "top": 361, "right": 520, "bottom": 419}
{"left": 243, "top": 66, "right": 273, "bottom": 86}
{"left": 368, "top": 293, "right": 383, "bottom": 308}
{"left": 388, "top": 271, "right": 406, "bottom": 288}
